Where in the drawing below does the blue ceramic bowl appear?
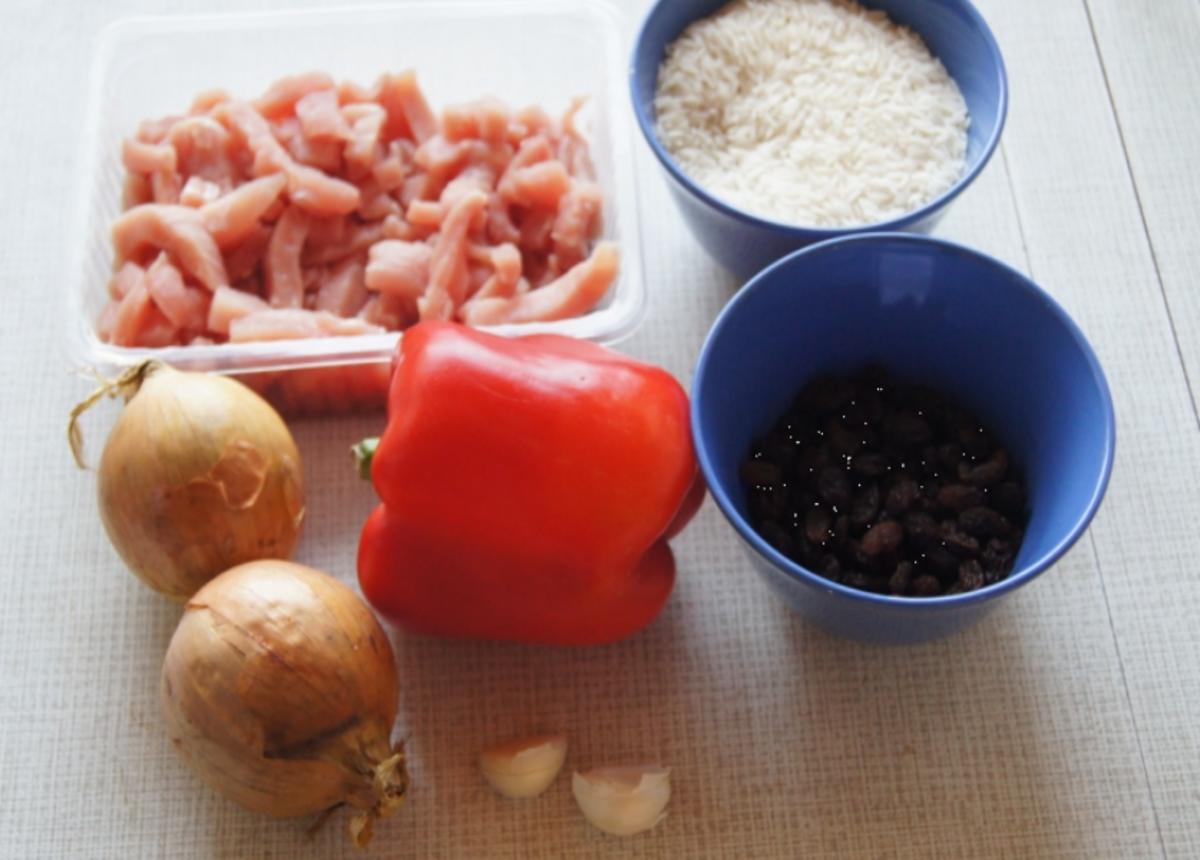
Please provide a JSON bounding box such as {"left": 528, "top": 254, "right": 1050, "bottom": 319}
{"left": 631, "top": 0, "right": 1009, "bottom": 279}
{"left": 692, "top": 234, "right": 1115, "bottom": 644}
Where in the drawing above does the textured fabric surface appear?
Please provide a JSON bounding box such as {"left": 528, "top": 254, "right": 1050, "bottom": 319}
{"left": 1, "top": 0, "right": 1198, "bottom": 857}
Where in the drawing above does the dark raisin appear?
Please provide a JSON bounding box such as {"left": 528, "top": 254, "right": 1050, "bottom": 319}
{"left": 849, "top": 483, "right": 880, "bottom": 526}
{"left": 959, "top": 426, "right": 993, "bottom": 459}
{"left": 818, "top": 554, "right": 841, "bottom": 581}
{"left": 958, "top": 449, "right": 1009, "bottom": 487}
{"left": 883, "top": 411, "right": 933, "bottom": 448}
{"left": 936, "top": 442, "right": 963, "bottom": 471}
{"left": 884, "top": 476, "right": 921, "bottom": 515}
{"left": 941, "top": 522, "right": 981, "bottom": 557}
{"left": 990, "top": 481, "right": 1026, "bottom": 518}
{"left": 924, "top": 545, "right": 960, "bottom": 575}
{"left": 904, "top": 512, "right": 940, "bottom": 547}
{"left": 957, "top": 558, "right": 985, "bottom": 591}
{"left": 958, "top": 506, "right": 1012, "bottom": 539}
{"left": 861, "top": 520, "right": 904, "bottom": 556}
{"left": 805, "top": 507, "right": 832, "bottom": 545}
{"left": 911, "top": 574, "right": 942, "bottom": 597}
{"left": 831, "top": 514, "right": 850, "bottom": 548}
{"left": 740, "top": 460, "right": 783, "bottom": 487}
{"left": 889, "top": 561, "right": 914, "bottom": 595}
{"left": 936, "top": 483, "right": 984, "bottom": 512}
{"left": 759, "top": 521, "right": 794, "bottom": 556}
{"left": 817, "top": 465, "right": 851, "bottom": 507}
{"left": 826, "top": 416, "right": 862, "bottom": 456}
{"left": 851, "top": 451, "right": 890, "bottom": 478}
{"left": 842, "top": 571, "right": 888, "bottom": 593}
{"left": 981, "top": 537, "right": 1017, "bottom": 581}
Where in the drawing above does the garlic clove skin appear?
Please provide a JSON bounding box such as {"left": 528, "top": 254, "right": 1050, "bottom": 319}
{"left": 571, "top": 765, "right": 671, "bottom": 836}
{"left": 479, "top": 734, "right": 568, "bottom": 799}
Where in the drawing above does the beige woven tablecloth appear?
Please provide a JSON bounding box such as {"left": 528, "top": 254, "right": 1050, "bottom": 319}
{"left": 3, "top": 0, "right": 1199, "bottom": 857}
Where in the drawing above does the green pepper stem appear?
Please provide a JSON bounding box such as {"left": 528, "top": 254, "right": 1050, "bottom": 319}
{"left": 352, "top": 437, "right": 380, "bottom": 481}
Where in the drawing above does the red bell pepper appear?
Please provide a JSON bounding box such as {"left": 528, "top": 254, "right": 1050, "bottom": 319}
{"left": 356, "top": 321, "right": 703, "bottom": 645}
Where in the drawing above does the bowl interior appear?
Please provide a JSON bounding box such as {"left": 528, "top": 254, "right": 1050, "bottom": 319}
{"left": 694, "top": 235, "right": 1114, "bottom": 589}
{"left": 631, "top": 0, "right": 1007, "bottom": 222}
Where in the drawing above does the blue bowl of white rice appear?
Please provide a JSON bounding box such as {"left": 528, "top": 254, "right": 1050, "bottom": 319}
{"left": 630, "top": 0, "right": 1008, "bottom": 279}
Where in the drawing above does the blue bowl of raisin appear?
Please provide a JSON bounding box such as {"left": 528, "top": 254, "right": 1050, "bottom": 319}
{"left": 692, "top": 233, "right": 1115, "bottom": 644}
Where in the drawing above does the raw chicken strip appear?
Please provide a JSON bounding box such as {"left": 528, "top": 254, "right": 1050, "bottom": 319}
{"left": 365, "top": 240, "right": 432, "bottom": 300}
{"left": 469, "top": 242, "right": 522, "bottom": 300}
{"left": 217, "top": 101, "right": 360, "bottom": 216}
{"left": 122, "top": 139, "right": 177, "bottom": 175}
{"left": 295, "top": 88, "right": 353, "bottom": 141}
{"left": 112, "top": 204, "right": 228, "bottom": 291}
{"left": 443, "top": 97, "right": 510, "bottom": 144}
{"left": 109, "top": 279, "right": 155, "bottom": 346}
{"left": 108, "top": 261, "right": 146, "bottom": 299}
{"left": 459, "top": 241, "right": 617, "bottom": 326}
{"left": 302, "top": 220, "right": 384, "bottom": 266}
{"left": 343, "top": 103, "right": 386, "bottom": 174}
{"left": 167, "top": 116, "right": 238, "bottom": 187}
{"left": 207, "top": 284, "right": 269, "bottom": 335}
{"left": 315, "top": 257, "right": 369, "bottom": 316}
{"left": 418, "top": 190, "right": 488, "bottom": 320}
{"left": 374, "top": 71, "right": 438, "bottom": 143}
{"left": 500, "top": 161, "right": 570, "bottom": 209}
{"left": 146, "top": 253, "right": 210, "bottom": 331}
{"left": 265, "top": 205, "right": 311, "bottom": 308}
{"left": 551, "top": 180, "right": 603, "bottom": 270}
{"left": 228, "top": 308, "right": 385, "bottom": 341}
{"left": 200, "top": 173, "right": 287, "bottom": 249}
{"left": 180, "top": 176, "right": 222, "bottom": 207}
{"left": 223, "top": 223, "right": 272, "bottom": 282}
{"left": 255, "top": 72, "right": 337, "bottom": 118}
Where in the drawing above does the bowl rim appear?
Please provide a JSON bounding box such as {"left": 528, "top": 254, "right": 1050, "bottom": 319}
{"left": 629, "top": 0, "right": 1010, "bottom": 237}
{"left": 691, "top": 232, "right": 1117, "bottom": 611}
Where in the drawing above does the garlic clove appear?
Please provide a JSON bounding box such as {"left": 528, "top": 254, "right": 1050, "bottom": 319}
{"left": 478, "top": 734, "right": 568, "bottom": 799}
{"left": 571, "top": 765, "right": 671, "bottom": 837}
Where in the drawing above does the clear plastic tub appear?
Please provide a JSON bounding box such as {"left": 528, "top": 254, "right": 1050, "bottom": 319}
{"left": 66, "top": 0, "right": 645, "bottom": 414}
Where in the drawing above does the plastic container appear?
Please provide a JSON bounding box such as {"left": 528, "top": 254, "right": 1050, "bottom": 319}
{"left": 67, "top": 0, "right": 646, "bottom": 414}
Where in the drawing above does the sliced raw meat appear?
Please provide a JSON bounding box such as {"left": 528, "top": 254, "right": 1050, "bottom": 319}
{"left": 207, "top": 284, "right": 269, "bottom": 335}
{"left": 145, "top": 253, "right": 211, "bottom": 331}
{"left": 108, "top": 261, "right": 146, "bottom": 300}
{"left": 443, "top": 97, "right": 510, "bottom": 144}
{"left": 419, "top": 189, "right": 488, "bottom": 320}
{"left": 223, "top": 223, "right": 272, "bottom": 282}
{"left": 365, "top": 240, "right": 432, "bottom": 300}
{"left": 109, "top": 280, "right": 156, "bottom": 346}
{"left": 316, "top": 257, "right": 369, "bottom": 316}
{"left": 343, "top": 103, "right": 386, "bottom": 174}
{"left": 295, "top": 88, "right": 353, "bottom": 141}
{"left": 167, "top": 116, "right": 238, "bottom": 187}
{"left": 470, "top": 242, "right": 522, "bottom": 300}
{"left": 551, "top": 180, "right": 603, "bottom": 270}
{"left": 122, "top": 138, "right": 177, "bottom": 175}
{"left": 302, "top": 219, "right": 383, "bottom": 266}
{"left": 180, "top": 176, "right": 222, "bottom": 207}
{"left": 228, "top": 308, "right": 385, "bottom": 341}
{"left": 200, "top": 173, "right": 287, "bottom": 249}
{"left": 460, "top": 241, "right": 616, "bottom": 326}
{"left": 112, "top": 204, "right": 228, "bottom": 290}
{"left": 374, "top": 70, "right": 437, "bottom": 143}
{"left": 264, "top": 205, "right": 311, "bottom": 308}
{"left": 255, "top": 72, "right": 336, "bottom": 118}
{"left": 500, "top": 160, "right": 570, "bottom": 209}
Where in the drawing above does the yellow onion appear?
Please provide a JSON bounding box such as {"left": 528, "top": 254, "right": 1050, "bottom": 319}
{"left": 161, "top": 560, "right": 407, "bottom": 846}
{"left": 68, "top": 360, "right": 305, "bottom": 601}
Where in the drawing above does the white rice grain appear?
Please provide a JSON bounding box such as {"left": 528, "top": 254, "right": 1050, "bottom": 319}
{"left": 654, "top": 0, "right": 969, "bottom": 227}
